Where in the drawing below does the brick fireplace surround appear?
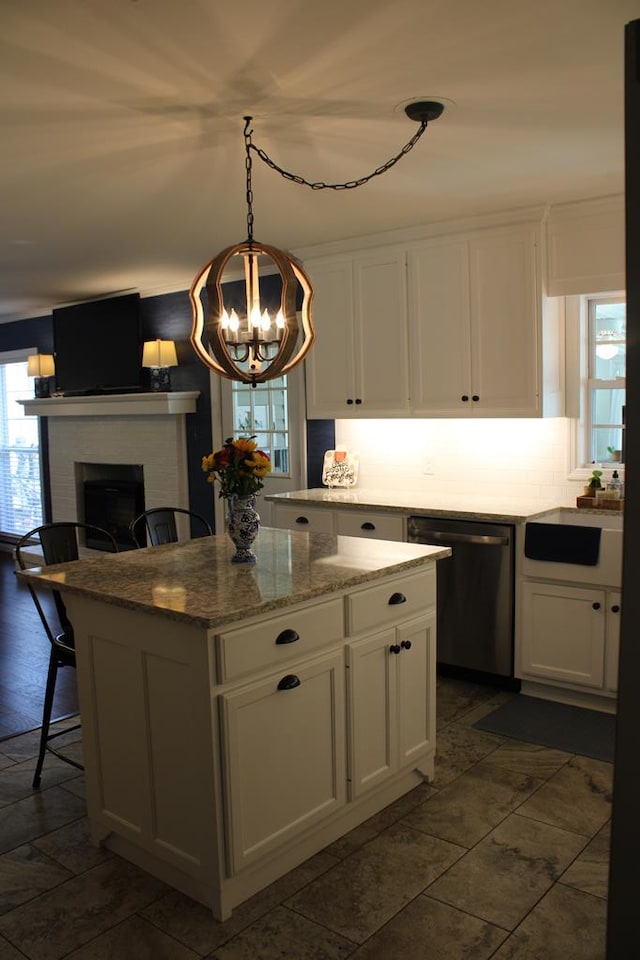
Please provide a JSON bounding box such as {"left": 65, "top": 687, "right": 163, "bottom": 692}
{"left": 19, "top": 392, "right": 200, "bottom": 529}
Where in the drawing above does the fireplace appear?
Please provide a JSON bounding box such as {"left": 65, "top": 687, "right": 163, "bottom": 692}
{"left": 82, "top": 464, "right": 145, "bottom": 550}
{"left": 19, "top": 393, "right": 200, "bottom": 544}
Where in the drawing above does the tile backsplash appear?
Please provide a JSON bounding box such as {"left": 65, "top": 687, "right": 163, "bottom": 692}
{"left": 334, "top": 418, "right": 585, "bottom": 504}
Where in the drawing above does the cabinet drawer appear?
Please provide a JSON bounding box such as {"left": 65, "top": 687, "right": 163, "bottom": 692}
{"left": 273, "top": 503, "right": 335, "bottom": 534}
{"left": 217, "top": 599, "right": 344, "bottom": 682}
{"left": 336, "top": 510, "right": 405, "bottom": 542}
{"left": 346, "top": 568, "right": 436, "bottom": 636}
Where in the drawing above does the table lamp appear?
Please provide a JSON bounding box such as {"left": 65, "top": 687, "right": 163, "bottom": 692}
{"left": 142, "top": 340, "right": 178, "bottom": 392}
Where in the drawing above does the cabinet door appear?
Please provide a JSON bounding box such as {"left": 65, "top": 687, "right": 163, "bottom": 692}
{"left": 469, "top": 224, "right": 540, "bottom": 415}
{"left": 272, "top": 502, "right": 335, "bottom": 534}
{"left": 347, "top": 628, "right": 397, "bottom": 798}
{"left": 335, "top": 509, "right": 405, "bottom": 542}
{"left": 351, "top": 249, "right": 410, "bottom": 416}
{"left": 304, "top": 258, "right": 355, "bottom": 417}
{"left": 605, "top": 591, "right": 621, "bottom": 693}
{"left": 220, "top": 650, "right": 346, "bottom": 873}
{"left": 520, "top": 581, "right": 606, "bottom": 688}
{"left": 408, "top": 238, "right": 472, "bottom": 415}
{"left": 304, "top": 250, "right": 409, "bottom": 417}
{"left": 396, "top": 614, "right": 436, "bottom": 768}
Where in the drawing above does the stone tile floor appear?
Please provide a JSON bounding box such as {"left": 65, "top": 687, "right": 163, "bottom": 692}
{"left": 0, "top": 677, "right": 612, "bottom": 959}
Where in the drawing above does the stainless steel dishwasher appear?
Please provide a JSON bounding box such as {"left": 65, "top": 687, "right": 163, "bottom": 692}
{"left": 407, "top": 515, "right": 516, "bottom": 684}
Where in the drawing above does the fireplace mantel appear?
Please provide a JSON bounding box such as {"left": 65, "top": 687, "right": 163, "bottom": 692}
{"left": 18, "top": 391, "right": 200, "bottom": 418}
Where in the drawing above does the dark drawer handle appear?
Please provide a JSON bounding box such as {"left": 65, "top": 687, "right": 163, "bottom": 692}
{"left": 592, "top": 602, "right": 601, "bottom": 610}
{"left": 472, "top": 395, "right": 480, "bottom": 402}
{"left": 275, "top": 629, "right": 299, "bottom": 645}
{"left": 361, "top": 522, "right": 376, "bottom": 530}
{"left": 295, "top": 516, "right": 310, "bottom": 525}
{"left": 461, "top": 395, "right": 469, "bottom": 402}
{"left": 389, "top": 644, "right": 401, "bottom": 655}
{"left": 611, "top": 604, "right": 620, "bottom": 613}
{"left": 388, "top": 592, "right": 407, "bottom": 605}
{"left": 346, "top": 398, "right": 354, "bottom": 405}
{"left": 355, "top": 398, "right": 362, "bottom": 405}
{"left": 401, "top": 640, "right": 412, "bottom": 651}
{"left": 277, "top": 674, "right": 301, "bottom": 691}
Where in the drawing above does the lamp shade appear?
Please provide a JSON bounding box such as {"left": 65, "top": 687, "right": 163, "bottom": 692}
{"left": 142, "top": 340, "right": 178, "bottom": 368}
{"left": 27, "top": 354, "right": 55, "bottom": 377}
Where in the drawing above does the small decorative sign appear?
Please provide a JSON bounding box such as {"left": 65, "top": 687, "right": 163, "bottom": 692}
{"left": 322, "top": 450, "right": 359, "bottom": 488}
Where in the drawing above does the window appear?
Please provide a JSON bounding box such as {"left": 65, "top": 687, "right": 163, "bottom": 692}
{"left": 0, "top": 351, "right": 44, "bottom": 538}
{"left": 587, "top": 297, "right": 626, "bottom": 464}
{"left": 231, "top": 376, "right": 291, "bottom": 475}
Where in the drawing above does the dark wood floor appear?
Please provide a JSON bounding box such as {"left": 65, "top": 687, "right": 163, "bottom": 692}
{"left": 0, "top": 550, "right": 78, "bottom": 741}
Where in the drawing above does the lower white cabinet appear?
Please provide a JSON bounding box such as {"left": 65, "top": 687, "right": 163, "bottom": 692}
{"left": 519, "top": 580, "right": 608, "bottom": 690}
{"left": 272, "top": 502, "right": 335, "bottom": 534}
{"left": 347, "top": 613, "right": 436, "bottom": 798}
{"left": 272, "top": 502, "right": 405, "bottom": 542}
{"left": 220, "top": 649, "right": 346, "bottom": 872}
{"left": 605, "top": 591, "right": 621, "bottom": 693}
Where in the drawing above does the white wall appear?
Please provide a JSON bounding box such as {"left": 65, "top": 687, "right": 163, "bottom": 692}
{"left": 335, "top": 417, "right": 586, "bottom": 505}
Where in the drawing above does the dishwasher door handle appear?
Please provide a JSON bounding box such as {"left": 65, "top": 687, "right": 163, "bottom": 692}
{"left": 417, "top": 530, "right": 510, "bottom": 547}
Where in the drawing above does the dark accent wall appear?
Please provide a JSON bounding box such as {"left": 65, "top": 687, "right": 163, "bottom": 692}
{"left": 306, "top": 419, "right": 335, "bottom": 488}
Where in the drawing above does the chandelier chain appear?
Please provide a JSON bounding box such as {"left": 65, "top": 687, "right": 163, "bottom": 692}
{"left": 247, "top": 120, "right": 429, "bottom": 191}
{"left": 244, "top": 117, "right": 255, "bottom": 242}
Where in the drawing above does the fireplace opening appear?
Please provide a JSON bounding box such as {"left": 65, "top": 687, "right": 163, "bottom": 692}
{"left": 78, "top": 463, "right": 144, "bottom": 551}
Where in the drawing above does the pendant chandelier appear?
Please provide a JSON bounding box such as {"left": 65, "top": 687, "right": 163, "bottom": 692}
{"left": 190, "top": 102, "right": 445, "bottom": 386}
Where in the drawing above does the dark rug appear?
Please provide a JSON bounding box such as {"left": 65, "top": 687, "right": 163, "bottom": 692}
{"left": 473, "top": 695, "right": 616, "bottom": 763}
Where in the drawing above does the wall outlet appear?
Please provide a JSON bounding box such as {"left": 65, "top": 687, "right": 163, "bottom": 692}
{"left": 423, "top": 457, "right": 435, "bottom": 475}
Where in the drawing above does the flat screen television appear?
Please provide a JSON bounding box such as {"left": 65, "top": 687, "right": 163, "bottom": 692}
{"left": 53, "top": 293, "right": 143, "bottom": 395}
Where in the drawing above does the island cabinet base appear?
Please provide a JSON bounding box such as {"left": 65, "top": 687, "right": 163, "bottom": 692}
{"left": 65, "top": 563, "right": 437, "bottom": 922}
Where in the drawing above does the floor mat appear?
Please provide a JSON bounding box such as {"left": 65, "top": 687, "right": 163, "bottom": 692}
{"left": 473, "top": 694, "right": 616, "bottom": 762}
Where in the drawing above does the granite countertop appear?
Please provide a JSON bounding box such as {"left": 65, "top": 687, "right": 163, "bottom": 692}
{"left": 264, "top": 487, "right": 572, "bottom": 524}
{"left": 17, "top": 528, "right": 450, "bottom": 629}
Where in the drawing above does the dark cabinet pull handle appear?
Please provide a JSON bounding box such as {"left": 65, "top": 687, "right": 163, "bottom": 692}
{"left": 611, "top": 604, "right": 620, "bottom": 613}
{"left": 277, "top": 674, "right": 301, "bottom": 691}
{"left": 389, "top": 644, "right": 401, "bottom": 655}
{"left": 346, "top": 398, "right": 353, "bottom": 405}
{"left": 472, "top": 395, "right": 480, "bottom": 402}
{"left": 275, "top": 629, "right": 299, "bottom": 645}
{"left": 355, "top": 398, "right": 362, "bottom": 405}
{"left": 461, "top": 395, "right": 469, "bottom": 402}
{"left": 361, "top": 522, "right": 376, "bottom": 530}
{"left": 401, "top": 640, "right": 412, "bottom": 651}
{"left": 295, "top": 516, "right": 309, "bottom": 525}
{"left": 592, "top": 602, "right": 601, "bottom": 610}
{"left": 388, "top": 592, "right": 407, "bottom": 605}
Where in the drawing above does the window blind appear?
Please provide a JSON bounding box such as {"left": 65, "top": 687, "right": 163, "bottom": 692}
{"left": 0, "top": 352, "right": 44, "bottom": 539}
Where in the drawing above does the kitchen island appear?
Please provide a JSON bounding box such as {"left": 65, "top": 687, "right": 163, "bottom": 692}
{"left": 19, "top": 527, "right": 449, "bottom": 920}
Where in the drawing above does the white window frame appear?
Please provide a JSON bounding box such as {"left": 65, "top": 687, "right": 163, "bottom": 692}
{"left": 566, "top": 292, "right": 626, "bottom": 479}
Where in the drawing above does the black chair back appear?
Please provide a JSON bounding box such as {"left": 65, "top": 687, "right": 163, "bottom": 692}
{"left": 129, "top": 507, "right": 213, "bottom": 548}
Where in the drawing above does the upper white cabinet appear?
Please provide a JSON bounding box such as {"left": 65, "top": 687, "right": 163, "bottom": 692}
{"left": 302, "top": 214, "right": 562, "bottom": 419}
{"left": 408, "top": 223, "right": 543, "bottom": 416}
{"left": 545, "top": 195, "right": 625, "bottom": 297}
{"left": 305, "top": 248, "right": 410, "bottom": 418}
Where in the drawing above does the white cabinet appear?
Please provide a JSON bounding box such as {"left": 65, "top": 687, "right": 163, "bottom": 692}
{"left": 272, "top": 502, "right": 335, "bottom": 534}
{"left": 408, "top": 223, "right": 542, "bottom": 416}
{"left": 520, "top": 581, "right": 606, "bottom": 689}
{"left": 220, "top": 649, "right": 346, "bottom": 872}
{"left": 346, "top": 614, "right": 436, "bottom": 799}
{"left": 335, "top": 509, "right": 405, "bottom": 542}
{"left": 304, "top": 249, "right": 410, "bottom": 418}
{"left": 272, "top": 502, "right": 405, "bottom": 542}
{"left": 604, "top": 591, "right": 621, "bottom": 693}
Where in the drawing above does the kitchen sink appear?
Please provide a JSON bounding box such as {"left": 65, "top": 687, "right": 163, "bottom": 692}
{"left": 532, "top": 508, "right": 623, "bottom": 531}
{"left": 522, "top": 509, "right": 623, "bottom": 586}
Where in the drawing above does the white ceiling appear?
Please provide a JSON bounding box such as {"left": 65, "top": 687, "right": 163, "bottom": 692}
{"left": 2, "top": 0, "right": 639, "bottom": 323}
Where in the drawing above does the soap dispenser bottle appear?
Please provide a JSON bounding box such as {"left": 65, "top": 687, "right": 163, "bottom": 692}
{"left": 606, "top": 470, "right": 622, "bottom": 499}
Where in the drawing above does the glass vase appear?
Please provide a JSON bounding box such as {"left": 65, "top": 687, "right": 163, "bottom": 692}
{"left": 226, "top": 494, "right": 260, "bottom": 563}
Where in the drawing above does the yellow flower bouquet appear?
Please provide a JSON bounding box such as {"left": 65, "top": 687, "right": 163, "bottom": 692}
{"left": 202, "top": 436, "right": 271, "bottom": 499}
